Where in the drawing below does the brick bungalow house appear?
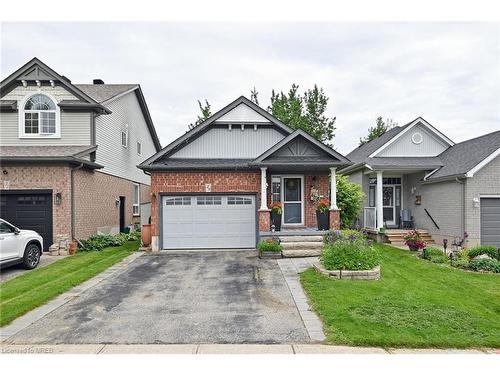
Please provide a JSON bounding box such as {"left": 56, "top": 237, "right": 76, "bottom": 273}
{"left": 0, "top": 58, "right": 161, "bottom": 249}
{"left": 139, "top": 96, "right": 351, "bottom": 251}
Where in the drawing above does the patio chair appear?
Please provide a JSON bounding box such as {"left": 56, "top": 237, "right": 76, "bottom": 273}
{"left": 400, "top": 209, "right": 414, "bottom": 229}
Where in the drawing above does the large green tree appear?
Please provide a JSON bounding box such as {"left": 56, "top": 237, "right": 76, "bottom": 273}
{"left": 269, "top": 84, "right": 336, "bottom": 144}
{"left": 359, "top": 116, "right": 397, "bottom": 146}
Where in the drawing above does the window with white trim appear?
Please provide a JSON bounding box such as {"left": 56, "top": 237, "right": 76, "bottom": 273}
{"left": 121, "top": 129, "right": 128, "bottom": 148}
{"left": 133, "top": 184, "right": 140, "bottom": 216}
{"left": 22, "top": 94, "right": 58, "bottom": 136}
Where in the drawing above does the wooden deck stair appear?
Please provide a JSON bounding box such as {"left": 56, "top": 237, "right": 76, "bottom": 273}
{"left": 384, "top": 229, "right": 435, "bottom": 246}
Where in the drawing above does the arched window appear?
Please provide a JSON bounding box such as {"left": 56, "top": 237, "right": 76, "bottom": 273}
{"left": 23, "top": 94, "right": 58, "bottom": 135}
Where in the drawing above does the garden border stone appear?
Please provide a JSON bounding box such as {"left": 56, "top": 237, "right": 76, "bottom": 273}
{"left": 313, "top": 262, "right": 380, "bottom": 280}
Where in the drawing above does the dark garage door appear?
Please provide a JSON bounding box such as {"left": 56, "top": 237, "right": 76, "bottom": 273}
{"left": 0, "top": 190, "right": 53, "bottom": 250}
{"left": 480, "top": 198, "right": 500, "bottom": 247}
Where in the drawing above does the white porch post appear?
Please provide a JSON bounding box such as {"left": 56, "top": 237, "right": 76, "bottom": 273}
{"left": 260, "top": 167, "right": 268, "bottom": 210}
{"left": 329, "top": 167, "right": 338, "bottom": 210}
{"left": 376, "top": 171, "right": 384, "bottom": 230}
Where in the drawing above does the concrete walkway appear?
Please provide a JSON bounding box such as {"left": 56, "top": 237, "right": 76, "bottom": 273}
{"left": 0, "top": 344, "right": 495, "bottom": 354}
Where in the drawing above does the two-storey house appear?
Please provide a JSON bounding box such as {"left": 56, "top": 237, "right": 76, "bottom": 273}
{"left": 0, "top": 58, "right": 161, "bottom": 249}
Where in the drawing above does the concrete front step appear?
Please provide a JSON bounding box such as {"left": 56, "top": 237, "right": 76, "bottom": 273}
{"left": 282, "top": 248, "right": 322, "bottom": 257}
{"left": 281, "top": 241, "right": 323, "bottom": 250}
{"left": 279, "top": 236, "right": 323, "bottom": 243}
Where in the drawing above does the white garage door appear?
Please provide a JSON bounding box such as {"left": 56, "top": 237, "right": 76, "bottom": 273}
{"left": 161, "top": 195, "right": 256, "bottom": 249}
{"left": 481, "top": 198, "right": 500, "bottom": 247}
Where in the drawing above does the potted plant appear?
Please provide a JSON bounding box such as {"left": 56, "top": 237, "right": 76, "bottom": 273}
{"left": 316, "top": 198, "right": 330, "bottom": 230}
{"left": 269, "top": 202, "right": 283, "bottom": 231}
{"left": 404, "top": 230, "right": 426, "bottom": 251}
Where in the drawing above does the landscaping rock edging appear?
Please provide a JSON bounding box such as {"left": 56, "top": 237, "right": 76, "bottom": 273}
{"left": 313, "top": 262, "right": 380, "bottom": 280}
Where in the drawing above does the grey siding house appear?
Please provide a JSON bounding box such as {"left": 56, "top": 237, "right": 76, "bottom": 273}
{"left": 340, "top": 118, "right": 500, "bottom": 247}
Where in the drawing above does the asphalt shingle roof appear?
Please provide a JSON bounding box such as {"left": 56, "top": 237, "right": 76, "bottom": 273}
{"left": 428, "top": 130, "right": 500, "bottom": 179}
{"left": 75, "top": 84, "right": 138, "bottom": 103}
{"left": 0, "top": 145, "right": 94, "bottom": 158}
{"left": 150, "top": 158, "right": 254, "bottom": 170}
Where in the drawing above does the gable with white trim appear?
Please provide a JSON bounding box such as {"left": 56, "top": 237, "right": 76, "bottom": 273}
{"left": 377, "top": 122, "right": 450, "bottom": 157}
{"left": 216, "top": 103, "right": 270, "bottom": 123}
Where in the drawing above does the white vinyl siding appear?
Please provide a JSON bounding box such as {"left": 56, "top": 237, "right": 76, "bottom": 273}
{"left": 377, "top": 123, "right": 449, "bottom": 157}
{"left": 1, "top": 85, "right": 92, "bottom": 146}
{"left": 94, "top": 91, "right": 156, "bottom": 185}
{"left": 170, "top": 127, "right": 285, "bottom": 159}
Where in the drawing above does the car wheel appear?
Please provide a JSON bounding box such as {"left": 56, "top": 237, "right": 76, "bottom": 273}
{"left": 22, "top": 243, "right": 41, "bottom": 269}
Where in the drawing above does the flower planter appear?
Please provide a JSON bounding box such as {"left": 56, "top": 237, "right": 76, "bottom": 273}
{"left": 141, "top": 224, "right": 152, "bottom": 247}
{"left": 270, "top": 211, "right": 282, "bottom": 231}
{"left": 68, "top": 241, "right": 78, "bottom": 255}
{"left": 316, "top": 210, "right": 329, "bottom": 230}
{"left": 259, "top": 250, "right": 282, "bottom": 259}
{"left": 313, "top": 262, "right": 381, "bottom": 280}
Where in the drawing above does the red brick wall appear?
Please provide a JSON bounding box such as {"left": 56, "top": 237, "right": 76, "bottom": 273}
{"left": 73, "top": 170, "right": 150, "bottom": 239}
{"left": 0, "top": 164, "right": 72, "bottom": 245}
{"left": 150, "top": 171, "right": 261, "bottom": 236}
{"left": 304, "top": 175, "right": 330, "bottom": 228}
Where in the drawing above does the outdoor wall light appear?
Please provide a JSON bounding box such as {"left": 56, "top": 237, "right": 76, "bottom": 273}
{"left": 115, "top": 198, "right": 120, "bottom": 207}
{"left": 2, "top": 170, "right": 7, "bottom": 175}
{"left": 472, "top": 197, "right": 480, "bottom": 208}
{"left": 54, "top": 192, "right": 62, "bottom": 205}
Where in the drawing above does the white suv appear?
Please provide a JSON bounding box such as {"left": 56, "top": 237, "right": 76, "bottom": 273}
{"left": 0, "top": 219, "right": 43, "bottom": 269}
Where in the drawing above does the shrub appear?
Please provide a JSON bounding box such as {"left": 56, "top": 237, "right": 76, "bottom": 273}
{"left": 321, "top": 238, "right": 380, "bottom": 271}
{"left": 421, "top": 247, "right": 448, "bottom": 264}
{"left": 79, "top": 232, "right": 139, "bottom": 252}
{"left": 323, "top": 229, "right": 367, "bottom": 245}
{"left": 336, "top": 175, "right": 365, "bottom": 228}
{"left": 466, "top": 258, "right": 500, "bottom": 273}
{"left": 467, "top": 245, "right": 499, "bottom": 261}
{"left": 257, "top": 239, "right": 282, "bottom": 253}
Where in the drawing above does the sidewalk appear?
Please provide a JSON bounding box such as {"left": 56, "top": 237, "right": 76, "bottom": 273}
{"left": 0, "top": 344, "right": 496, "bottom": 354}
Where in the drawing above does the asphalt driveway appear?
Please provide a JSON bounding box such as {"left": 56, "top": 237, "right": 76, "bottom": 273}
{"left": 7, "top": 251, "right": 310, "bottom": 344}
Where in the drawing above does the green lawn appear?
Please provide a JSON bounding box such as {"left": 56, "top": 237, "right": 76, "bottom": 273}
{"left": 0, "top": 240, "right": 139, "bottom": 327}
{"left": 300, "top": 244, "right": 500, "bottom": 348}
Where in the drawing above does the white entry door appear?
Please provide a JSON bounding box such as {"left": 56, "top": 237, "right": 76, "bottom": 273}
{"left": 161, "top": 195, "right": 256, "bottom": 249}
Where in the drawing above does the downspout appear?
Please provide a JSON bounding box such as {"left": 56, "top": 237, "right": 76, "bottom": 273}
{"left": 70, "top": 163, "right": 84, "bottom": 240}
{"left": 455, "top": 177, "right": 466, "bottom": 236}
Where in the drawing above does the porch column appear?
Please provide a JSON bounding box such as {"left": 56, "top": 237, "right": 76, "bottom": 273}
{"left": 258, "top": 167, "right": 271, "bottom": 232}
{"left": 329, "top": 167, "right": 338, "bottom": 210}
{"left": 376, "top": 171, "right": 384, "bottom": 230}
{"left": 260, "top": 167, "right": 268, "bottom": 210}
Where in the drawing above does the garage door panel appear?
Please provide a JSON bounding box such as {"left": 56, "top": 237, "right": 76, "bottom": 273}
{"left": 481, "top": 198, "right": 500, "bottom": 247}
{"left": 162, "top": 195, "right": 256, "bottom": 249}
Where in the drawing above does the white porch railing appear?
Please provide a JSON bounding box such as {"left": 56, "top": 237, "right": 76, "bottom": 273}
{"left": 363, "top": 207, "right": 377, "bottom": 230}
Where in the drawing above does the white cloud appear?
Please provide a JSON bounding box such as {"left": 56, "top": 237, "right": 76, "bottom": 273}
{"left": 1, "top": 22, "right": 498, "bottom": 153}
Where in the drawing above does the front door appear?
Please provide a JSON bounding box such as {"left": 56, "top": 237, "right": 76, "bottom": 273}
{"left": 282, "top": 177, "right": 303, "bottom": 225}
{"left": 382, "top": 186, "right": 396, "bottom": 226}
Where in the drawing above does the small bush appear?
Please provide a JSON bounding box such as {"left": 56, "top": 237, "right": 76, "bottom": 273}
{"left": 421, "top": 247, "right": 448, "bottom": 264}
{"left": 467, "top": 245, "right": 499, "bottom": 261}
{"left": 321, "top": 238, "right": 380, "bottom": 271}
{"left": 257, "top": 239, "right": 282, "bottom": 253}
{"left": 323, "top": 229, "right": 367, "bottom": 245}
{"left": 466, "top": 258, "right": 500, "bottom": 273}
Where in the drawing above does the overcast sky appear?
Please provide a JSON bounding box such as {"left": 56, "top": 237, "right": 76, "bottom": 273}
{"left": 1, "top": 22, "right": 499, "bottom": 153}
